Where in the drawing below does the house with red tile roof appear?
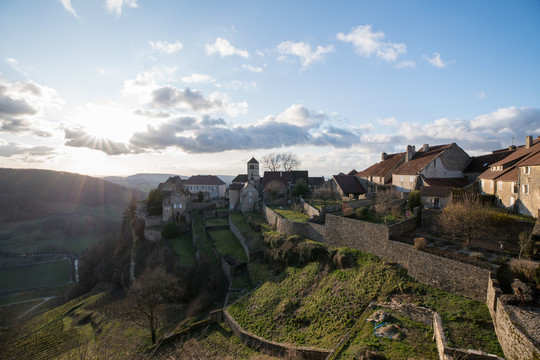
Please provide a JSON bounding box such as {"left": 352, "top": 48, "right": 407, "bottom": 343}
{"left": 391, "top": 143, "right": 471, "bottom": 193}
{"left": 418, "top": 177, "right": 470, "bottom": 209}
{"left": 516, "top": 147, "right": 540, "bottom": 217}
{"left": 478, "top": 136, "right": 540, "bottom": 213}
{"left": 356, "top": 151, "right": 406, "bottom": 193}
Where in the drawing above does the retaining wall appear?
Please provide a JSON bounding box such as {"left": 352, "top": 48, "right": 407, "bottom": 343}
{"left": 262, "top": 204, "right": 325, "bottom": 242}
{"left": 143, "top": 228, "right": 162, "bottom": 242}
{"left": 222, "top": 309, "right": 331, "bottom": 360}
{"left": 144, "top": 215, "right": 162, "bottom": 227}
{"left": 486, "top": 276, "right": 540, "bottom": 360}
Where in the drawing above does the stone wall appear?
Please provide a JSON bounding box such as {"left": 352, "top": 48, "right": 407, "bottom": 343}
{"left": 262, "top": 204, "right": 325, "bottom": 242}
{"left": 302, "top": 200, "right": 320, "bottom": 218}
{"left": 144, "top": 228, "right": 162, "bottom": 242}
{"left": 324, "top": 214, "right": 389, "bottom": 255}
{"left": 145, "top": 215, "right": 162, "bottom": 227}
{"left": 486, "top": 275, "right": 540, "bottom": 360}
{"left": 222, "top": 309, "right": 332, "bottom": 360}
{"left": 229, "top": 214, "right": 251, "bottom": 261}
{"left": 388, "top": 216, "right": 418, "bottom": 238}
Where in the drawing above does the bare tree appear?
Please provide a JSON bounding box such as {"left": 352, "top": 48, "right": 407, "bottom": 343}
{"left": 281, "top": 152, "right": 300, "bottom": 171}
{"left": 262, "top": 152, "right": 301, "bottom": 171}
{"left": 264, "top": 180, "right": 287, "bottom": 200}
{"left": 313, "top": 183, "right": 340, "bottom": 206}
{"left": 438, "top": 193, "right": 490, "bottom": 248}
{"left": 128, "top": 267, "right": 179, "bottom": 344}
{"left": 262, "top": 153, "right": 282, "bottom": 171}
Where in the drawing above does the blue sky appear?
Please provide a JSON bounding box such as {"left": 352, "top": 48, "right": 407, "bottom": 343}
{"left": 1, "top": 0, "right": 539, "bottom": 177}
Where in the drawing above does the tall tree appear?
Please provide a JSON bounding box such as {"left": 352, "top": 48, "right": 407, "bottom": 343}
{"left": 128, "top": 267, "right": 179, "bottom": 344}
{"left": 262, "top": 153, "right": 282, "bottom": 171}
{"left": 281, "top": 152, "right": 300, "bottom": 171}
{"left": 147, "top": 188, "right": 163, "bottom": 216}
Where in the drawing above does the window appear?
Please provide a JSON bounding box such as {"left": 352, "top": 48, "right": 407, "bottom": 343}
{"left": 400, "top": 176, "right": 404, "bottom": 182}
{"left": 250, "top": 165, "right": 254, "bottom": 169}
{"left": 523, "top": 184, "right": 529, "bottom": 194}
{"left": 490, "top": 181, "right": 493, "bottom": 189}
{"left": 409, "top": 176, "right": 414, "bottom": 183}
{"left": 498, "top": 181, "right": 502, "bottom": 191}
{"left": 524, "top": 166, "right": 530, "bottom": 175}
{"left": 512, "top": 182, "right": 517, "bottom": 194}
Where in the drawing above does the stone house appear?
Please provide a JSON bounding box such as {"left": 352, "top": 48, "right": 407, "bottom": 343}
{"left": 478, "top": 136, "right": 540, "bottom": 213}
{"left": 463, "top": 147, "right": 516, "bottom": 184}
{"left": 356, "top": 151, "right": 406, "bottom": 193}
{"left": 391, "top": 143, "right": 470, "bottom": 193}
{"left": 159, "top": 176, "right": 189, "bottom": 222}
{"left": 228, "top": 182, "right": 259, "bottom": 212}
{"left": 515, "top": 144, "right": 540, "bottom": 217}
{"left": 331, "top": 174, "right": 366, "bottom": 199}
{"left": 184, "top": 175, "right": 226, "bottom": 200}
{"left": 418, "top": 177, "right": 469, "bottom": 209}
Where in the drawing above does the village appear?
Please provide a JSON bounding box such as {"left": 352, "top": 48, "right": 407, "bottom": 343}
{"left": 132, "top": 135, "right": 540, "bottom": 360}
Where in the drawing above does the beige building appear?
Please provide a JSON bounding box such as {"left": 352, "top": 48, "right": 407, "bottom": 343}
{"left": 516, "top": 150, "right": 540, "bottom": 217}
{"left": 184, "top": 175, "right": 226, "bottom": 200}
{"left": 229, "top": 182, "right": 259, "bottom": 213}
{"left": 158, "top": 176, "right": 189, "bottom": 222}
{"left": 356, "top": 152, "right": 405, "bottom": 193}
{"left": 392, "top": 143, "right": 470, "bottom": 193}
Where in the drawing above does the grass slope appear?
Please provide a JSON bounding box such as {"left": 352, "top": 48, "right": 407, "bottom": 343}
{"left": 210, "top": 229, "right": 248, "bottom": 263}
{"left": 168, "top": 232, "right": 197, "bottom": 268}
{"left": 228, "top": 250, "right": 503, "bottom": 358}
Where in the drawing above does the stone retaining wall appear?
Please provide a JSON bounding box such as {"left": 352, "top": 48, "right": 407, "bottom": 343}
{"left": 486, "top": 275, "right": 540, "bottom": 360}
{"left": 143, "top": 228, "right": 162, "bottom": 242}
{"left": 221, "top": 309, "right": 332, "bottom": 360}
{"left": 145, "top": 215, "right": 162, "bottom": 227}
{"left": 262, "top": 204, "right": 325, "bottom": 242}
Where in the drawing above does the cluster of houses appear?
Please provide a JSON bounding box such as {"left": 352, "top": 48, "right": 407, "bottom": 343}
{"left": 155, "top": 135, "right": 540, "bottom": 223}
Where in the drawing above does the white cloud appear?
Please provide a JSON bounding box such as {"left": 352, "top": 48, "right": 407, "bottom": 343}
{"left": 242, "top": 64, "right": 263, "bottom": 73}
{"left": 0, "top": 139, "right": 55, "bottom": 158}
{"left": 149, "top": 40, "right": 183, "bottom": 54}
{"left": 378, "top": 117, "right": 400, "bottom": 127}
{"left": 424, "top": 52, "right": 448, "bottom": 68}
{"left": 337, "top": 25, "right": 406, "bottom": 62}
{"left": 476, "top": 91, "right": 486, "bottom": 100}
{"left": 396, "top": 60, "right": 415, "bottom": 69}
{"left": 214, "top": 80, "right": 256, "bottom": 90}
{"left": 181, "top": 73, "right": 216, "bottom": 83}
{"left": 6, "top": 58, "right": 26, "bottom": 75}
{"left": 59, "top": 0, "right": 79, "bottom": 18}
{"left": 105, "top": 0, "right": 138, "bottom": 16}
{"left": 205, "top": 38, "right": 249, "bottom": 58}
{"left": 277, "top": 41, "right": 334, "bottom": 68}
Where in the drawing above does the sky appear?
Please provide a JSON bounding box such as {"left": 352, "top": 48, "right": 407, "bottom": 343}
{"left": 1, "top": 0, "right": 539, "bottom": 178}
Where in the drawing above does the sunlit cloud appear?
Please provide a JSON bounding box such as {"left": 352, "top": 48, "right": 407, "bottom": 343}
{"left": 105, "top": 0, "right": 138, "bottom": 16}
{"left": 242, "top": 64, "right": 263, "bottom": 73}
{"left": 277, "top": 41, "right": 334, "bottom": 68}
{"left": 149, "top": 40, "right": 183, "bottom": 54}
{"left": 337, "top": 25, "right": 406, "bottom": 62}
{"left": 181, "top": 73, "right": 216, "bottom": 83}
{"left": 59, "top": 0, "right": 79, "bottom": 18}
{"left": 205, "top": 37, "right": 249, "bottom": 58}
{"left": 423, "top": 52, "right": 448, "bottom": 68}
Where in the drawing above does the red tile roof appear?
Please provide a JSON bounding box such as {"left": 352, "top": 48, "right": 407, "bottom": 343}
{"left": 515, "top": 149, "right": 540, "bottom": 167}
{"left": 478, "top": 138, "right": 540, "bottom": 180}
{"left": 464, "top": 149, "right": 516, "bottom": 174}
{"left": 496, "top": 168, "right": 518, "bottom": 182}
{"left": 357, "top": 152, "right": 405, "bottom": 177}
{"left": 490, "top": 138, "right": 540, "bottom": 167}
{"left": 422, "top": 177, "right": 470, "bottom": 188}
{"left": 393, "top": 144, "right": 451, "bottom": 175}
{"left": 419, "top": 186, "right": 453, "bottom": 198}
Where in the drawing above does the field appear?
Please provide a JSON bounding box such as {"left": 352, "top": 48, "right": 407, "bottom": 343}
{"left": 210, "top": 230, "right": 248, "bottom": 262}
{"left": 267, "top": 205, "right": 310, "bottom": 222}
{"left": 0, "top": 202, "right": 124, "bottom": 254}
{"left": 168, "top": 232, "right": 197, "bottom": 268}
{"left": 0, "top": 260, "right": 71, "bottom": 292}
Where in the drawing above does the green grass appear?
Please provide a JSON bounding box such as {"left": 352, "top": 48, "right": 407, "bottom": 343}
{"left": 191, "top": 211, "right": 217, "bottom": 264}
{"left": 0, "top": 260, "right": 71, "bottom": 291}
{"left": 205, "top": 216, "right": 230, "bottom": 227}
{"left": 308, "top": 199, "right": 342, "bottom": 209}
{"left": 0, "top": 202, "right": 124, "bottom": 254}
{"left": 268, "top": 205, "right": 310, "bottom": 222}
{"left": 168, "top": 232, "right": 197, "bottom": 268}
{"left": 339, "top": 307, "right": 437, "bottom": 360}
{"left": 227, "top": 249, "right": 503, "bottom": 356}
{"left": 210, "top": 230, "right": 248, "bottom": 262}
{"left": 230, "top": 212, "right": 264, "bottom": 253}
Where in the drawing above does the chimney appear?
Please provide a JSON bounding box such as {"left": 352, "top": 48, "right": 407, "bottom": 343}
{"left": 422, "top": 144, "right": 429, "bottom": 152}
{"left": 526, "top": 135, "right": 533, "bottom": 149}
{"left": 381, "top": 151, "right": 388, "bottom": 161}
{"left": 509, "top": 145, "right": 516, "bottom": 151}
{"left": 406, "top": 145, "right": 415, "bottom": 162}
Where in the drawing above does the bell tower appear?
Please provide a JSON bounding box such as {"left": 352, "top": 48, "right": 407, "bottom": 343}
{"left": 247, "top": 157, "right": 260, "bottom": 185}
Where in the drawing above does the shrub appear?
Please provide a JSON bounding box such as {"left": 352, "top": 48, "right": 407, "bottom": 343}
{"left": 488, "top": 211, "right": 511, "bottom": 226}
{"left": 408, "top": 190, "right": 421, "bottom": 210}
{"left": 414, "top": 237, "right": 426, "bottom": 250}
{"left": 333, "top": 248, "right": 357, "bottom": 269}
{"left": 161, "top": 222, "right": 179, "bottom": 239}
{"left": 391, "top": 205, "right": 402, "bottom": 218}
{"left": 264, "top": 232, "right": 285, "bottom": 249}
{"left": 298, "top": 242, "right": 329, "bottom": 264}
{"left": 509, "top": 258, "right": 539, "bottom": 282}
{"left": 535, "top": 266, "right": 540, "bottom": 286}
{"left": 355, "top": 207, "right": 369, "bottom": 219}
{"left": 519, "top": 231, "right": 538, "bottom": 259}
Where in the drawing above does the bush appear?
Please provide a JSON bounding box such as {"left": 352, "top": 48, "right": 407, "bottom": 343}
{"left": 519, "top": 231, "right": 538, "bottom": 259}
{"left": 469, "top": 252, "right": 485, "bottom": 261}
{"left": 488, "top": 211, "right": 512, "bottom": 226}
{"left": 161, "top": 222, "right": 179, "bottom": 239}
{"left": 509, "top": 258, "right": 539, "bottom": 282}
{"left": 414, "top": 237, "right": 426, "bottom": 250}
{"left": 408, "top": 190, "right": 421, "bottom": 210}
{"left": 298, "top": 242, "right": 329, "bottom": 264}
{"left": 391, "top": 205, "right": 402, "bottom": 218}
{"left": 264, "top": 232, "right": 285, "bottom": 249}
{"left": 355, "top": 207, "right": 369, "bottom": 219}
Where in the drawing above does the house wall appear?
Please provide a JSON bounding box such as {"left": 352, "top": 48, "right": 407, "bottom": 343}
{"left": 495, "top": 180, "right": 517, "bottom": 210}
{"left": 392, "top": 174, "right": 418, "bottom": 192}
{"left": 229, "top": 189, "right": 240, "bottom": 210}
{"left": 239, "top": 185, "right": 258, "bottom": 212}
{"left": 479, "top": 178, "right": 495, "bottom": 195}
{"left": 421, "top": 195, "right": 450, "bottom": 209}
{"left": 518, "top": 165, "right": 540, "bottom": 217}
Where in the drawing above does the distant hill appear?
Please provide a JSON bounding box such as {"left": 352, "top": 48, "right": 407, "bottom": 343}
{"left": 102, "top": 173, "right": 237, "bottom": 193}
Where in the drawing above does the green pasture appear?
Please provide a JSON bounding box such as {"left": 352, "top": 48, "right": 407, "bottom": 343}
{"left": 0, "top": 260, "right": 71, "bottom": 292}
{"left": 168, "top": 232, "right": 197, "bottom": 268}
{"left": 210, "top": 230, "right": 247, "bottom": 263}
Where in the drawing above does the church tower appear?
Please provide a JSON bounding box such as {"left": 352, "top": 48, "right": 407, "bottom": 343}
{"left": 247, "top": 157, "right": 260, "bottom": 185}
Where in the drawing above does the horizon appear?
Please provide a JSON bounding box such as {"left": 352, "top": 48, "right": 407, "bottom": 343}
{"left": 1, "top": 1, "right": 539, "bottom": 177}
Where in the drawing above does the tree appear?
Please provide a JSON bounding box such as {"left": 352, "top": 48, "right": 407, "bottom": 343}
{"left": 147, "top": 188, "right": 163, "bottom": 216}
{"left": 128, "top": 267, "right": 179, "bottom": 344}
{"left": 264, "top": 180, "right": 286, "bottom": 200}
{"left": 293, "top": 179, "right": 308, "bottom": 197}
{"left": 161, "top": 222, "right": 179, "bottom": 239}
{"left": 262, "top": 152, "right": 301, "bottom": 172}
{"left": 438, "top": 193, "right": 490, "bottom": 248}
{"left": 281, "top": 152, "right": 300, "bottom": 171}
{"left": 313, "top": 183, "right": 339, "bottom": 206}
{"left": 407, "top": 190, "right": 421, "bottom": 210}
